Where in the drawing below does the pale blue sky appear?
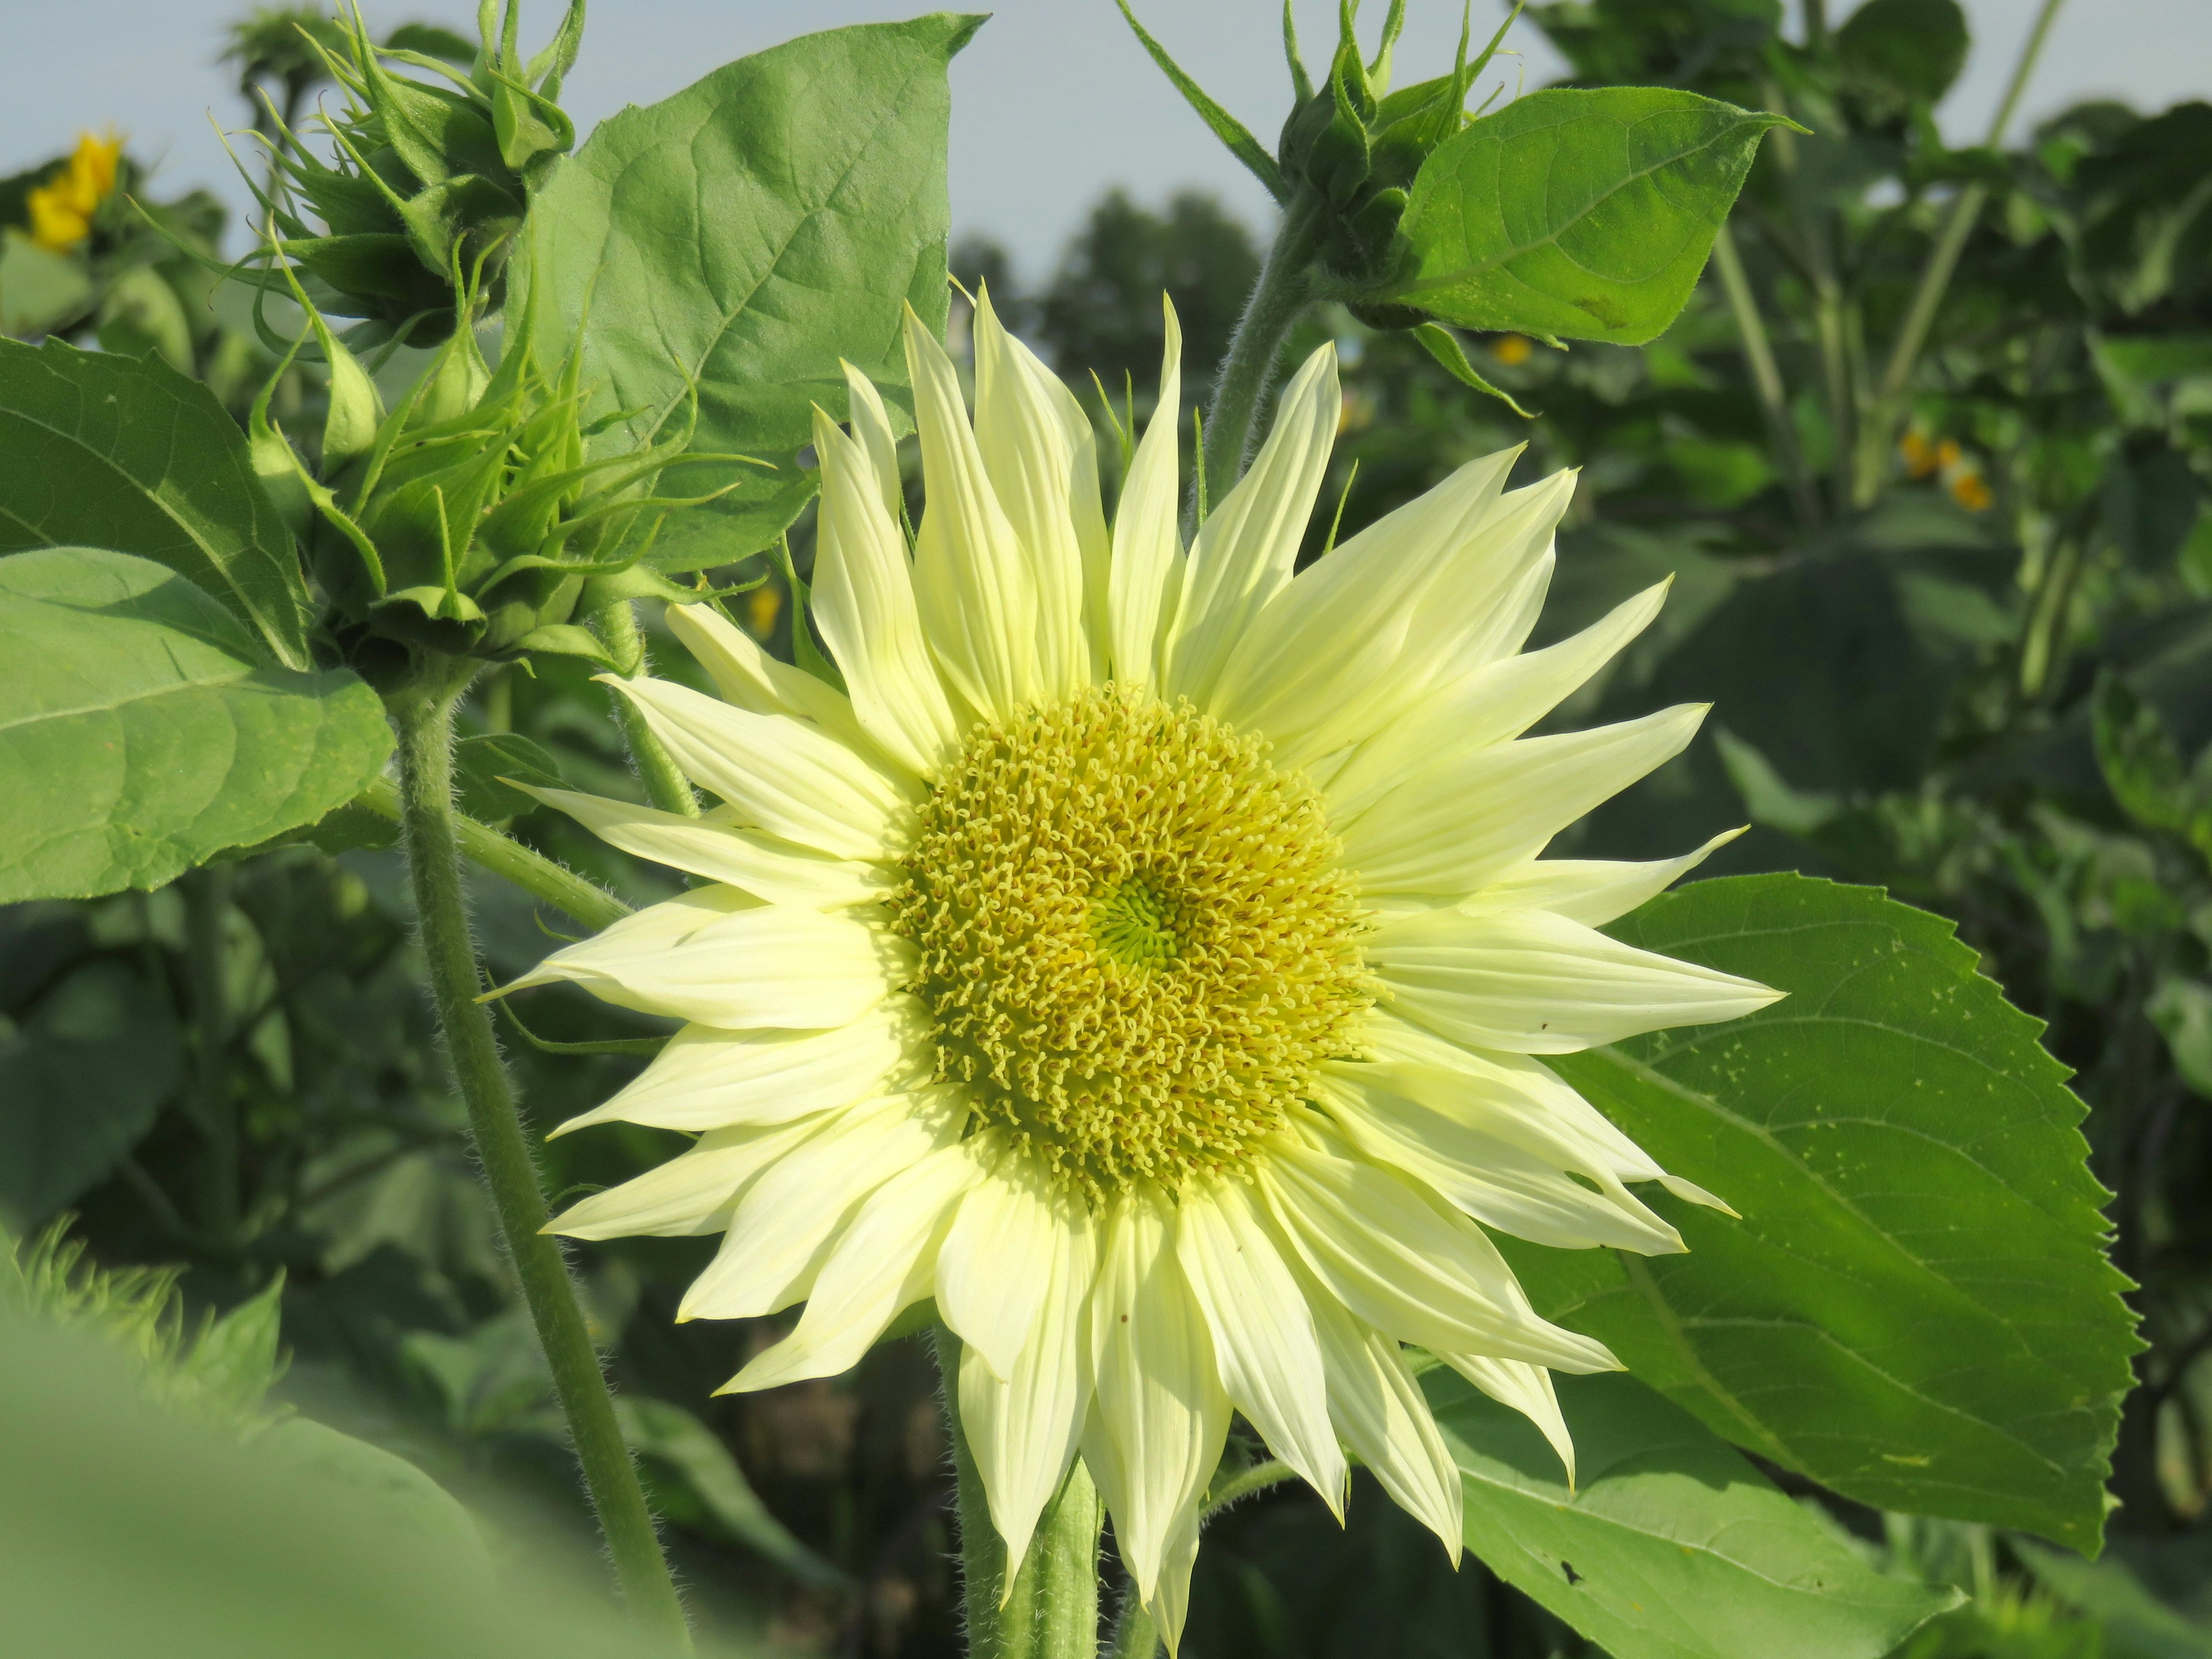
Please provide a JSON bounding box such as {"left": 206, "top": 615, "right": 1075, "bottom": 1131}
{"left": 5, "top": 1, "right": 2206, "bottom": 279}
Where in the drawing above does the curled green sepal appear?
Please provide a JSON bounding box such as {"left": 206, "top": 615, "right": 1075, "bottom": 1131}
{"left": 1113, "top": 0, "right": 1290, "bottom": 203}
{"left": 1412, "top": 321, "right": 1535, "bottom": 418}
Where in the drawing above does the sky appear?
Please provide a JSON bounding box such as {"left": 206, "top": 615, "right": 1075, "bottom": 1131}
{"left": 5, "top": 1, "right": 2208, "bottom": 281}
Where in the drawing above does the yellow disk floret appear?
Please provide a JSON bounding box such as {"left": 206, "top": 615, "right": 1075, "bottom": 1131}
{"left": 890, "top": 684, "right": 1372, "bottom": 1202}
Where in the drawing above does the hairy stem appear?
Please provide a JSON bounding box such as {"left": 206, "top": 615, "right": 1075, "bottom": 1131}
{"left": 356, "top": 774, "right": 630, "bottom": 933}
{"left": 391, "top": 665, "right": 687, "bottom": 1643}
{"left": 591, "top": 598, "right": 700, "bottom": 818}
{"left": 1202, "top": 194, "right": 1325, "bottom": 512}
{"left": 1710, "top": 224, "right": 1821, "bottom": 528}
{"left": 1857, "top": 0, "right": 2066, "bottom": 505}
{"left": 935, "top": 1327, "right": 1103, "bottom": 1659}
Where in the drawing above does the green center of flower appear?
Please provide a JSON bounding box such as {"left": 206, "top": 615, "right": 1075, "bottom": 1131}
{"left": 888, "top": 684, "right": 1372, "bottom": 1202}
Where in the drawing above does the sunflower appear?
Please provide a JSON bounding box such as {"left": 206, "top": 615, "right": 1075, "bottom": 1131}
{"left": 509, "top": 296, "right": 1778, "bottom": 1648}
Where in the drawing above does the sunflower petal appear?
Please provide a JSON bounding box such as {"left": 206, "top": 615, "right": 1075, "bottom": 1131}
{"left": 728, "top": 1141, "right": 983, "bottom": 1391}
{"left": 518, "top": 783, "right": 890, "bottom": 908}
{"left": 905, "top": 305, "right": 1039, "bottom": 721}
{"left": 1368, "top": 905, "right": 1783, "bottom": 1054}
{"left": 812, "top": 407, "right": 964, "bottom": 776}
{"left": 1108, "top": 297, "right": 1184, "bottom": 685}
{"left": 1299, "top": 1275, "right": 1463, "bottom": 1558}
{"left": 937, "top": 1151, "right": 1073, "bottom": 1381}
{"left": 1176, "top": 1179, "right": 1346, "bottom": 1515}
{"left": 664, "top": 601, "right": 884, "bottom": 766}
{"left": 1438, "top": 1351, "right": 1576, "bottom": 1487}
{"left": 603, "top": 676, "right": 914, "bottom": 861}
{"left": 551, "top": 1115, "right": 832, "bottom": 1239}
{"left": 1082, "top": 1193, "right": 1230, "bottom": 1602}
{"left": 1260, "top": 1123, "right": 1619, "bottom": 1372}
{"left": 1327, "top": 578, "right": 1672, "bottom": 819}
{"left": 841, "top": 359, "right": 904, "bottom": 525}
{"left": 551, "top": 997, "right": 932, "bottom": 1137}
{"left": 1162, "top": 343, "right": 1339, "bottom": 708}
{"left": 1208, "top": 448, "right": 1520, "bottom": 763}
{"left": 973, "top": 287, "right": 1089, "bottom": 698}
{"left": 1471, "top": 827, "right": 1746, "bottom": 927}
{"left": 679, "top": 1086, "right": 965, "bottom": 1321}
{"left": 1339, "top": 703, "right": 1709, "bottom": 900}
{"left": 957, "top": 1208, "right": 1097, "bottom": 1576}
{"left": 506, "top": 896, "right": 913, "bottom": 1031}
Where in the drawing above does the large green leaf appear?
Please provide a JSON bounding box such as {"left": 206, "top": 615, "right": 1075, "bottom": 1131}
{"left": 1503, "top": 874, "right": 2137, "bottom": 1554}
{"left": 0, "top": 547, "right": 392, "bottom": 903}
{"left": 0, "top": 961, "right": 181, "bottom": 1222}
{"left": 520, "top": 14, "right": 980, "bottom": 571}
{"left": 1390, "top": 88, "right": 1791, "bottom": 343}
{"left": 0, "top": 338, "right": 314, "bottom": 669}
{"left": 1428, "top": 1369, "right": 1957, "bottom": 1659}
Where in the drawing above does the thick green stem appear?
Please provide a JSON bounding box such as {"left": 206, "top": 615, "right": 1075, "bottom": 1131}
{"left": 391, "top": 664, "right": 687, "bottom": 1643}
{"left": 1202, "top": 195, "right": 1325, "bottom": 511}
{"left": 184, "top": 865, "right": 240, "bottom": 1245}
{"left": 590, "top": 598, "right": 700, "bottom": 818}
{"left": 935, "top": 1327, "right": 1103, "bottom": 1659}
{"left": 1857, "top": 0, "right": 2066, "bottom": 505}
{"left": 1710, "top": 224, "right": 1821, "bottom": 529}
{"left": 357, "top": 774, "right": 631, "bottom": 933}
{"left": 1107, "top": 1593, "right": 1160, "bottom": 1659}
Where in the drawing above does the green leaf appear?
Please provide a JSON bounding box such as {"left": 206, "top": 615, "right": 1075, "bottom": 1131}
{"left": 0, "top": 547, "right": 394, "bottom": 903}
{"left": 1391, "top": 88, "right": 1795, "bottom": 344}
{"left": 518, "top": 15, "right": 980, "bottom": 571}
{"left": 453, "top": 732, "right": 563, "bottom": 824}
{"left": 0, "top": 961, "right": 181, "bottom": 1222}
{"left": 1505, "top": 874, "right": 2138, "bottom": 1554}
{"left": 1428, "top": 1369, "right": 1959, "bottom": 1659}
{"left": 0, "top": 230, "right": 90, "bottom": 337}
{"left": 2094, "top": 673, "right": 2212, "bottom": 861}
{"left": 1112, "top": 0, "right": 1290, "bottom": 204}
{"left": 0, "top": 338, "right": 315, "bottom": 669}
{"left": 1835, "top": 0, "right": 1969, "bottom": 111}
{"left": 1411, "top": 320, "right": 1535, "bottom": 417}
{"left": 616, "top": 1396, "right": 851, "bottom": 1589}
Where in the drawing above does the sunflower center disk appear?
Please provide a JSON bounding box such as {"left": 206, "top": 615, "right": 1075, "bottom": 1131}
{"left": 889, "top": 684, "right": 1373, "bottom": 1203}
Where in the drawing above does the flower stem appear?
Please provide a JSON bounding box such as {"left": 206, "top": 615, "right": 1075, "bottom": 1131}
{"left": 391, "top": 662, "right": 687, "bottom": 1643}
{"left": 935, "top": 1327, "right": 1103, "bottom": 1659}
{"left": 1710, "top": 223, "right": 1821, "bottom": 529}
{"left": 1855, "top": 0, "right": 2066, "bottom": 506}
{"left": 1201, "top": 193, "right": 1325, "bottom": 511}
{"left": 590, "top": 597, "right": 700, "bottom": 818}
{"left": 356, "top": 774, "right": 631, "bottom": 933}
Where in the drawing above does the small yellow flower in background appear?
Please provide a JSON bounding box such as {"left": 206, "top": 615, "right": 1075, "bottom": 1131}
{"left": 1491, "top": 332, "right": 1532, "bottom": 366}
{"left": 1949, "top": 469, "right": 1993, "bottom": 512}
{"left": 746, "top": 583, "right": 783, "bottom": 640}
{"left": 26, "top": 130, "right": 123, "bottom": 254}
{"left": 1900, "top": 429, "right": 1940, "bottom": 479}
{"left": 500, "top": 297, "right": 1778, "bottom": 1653}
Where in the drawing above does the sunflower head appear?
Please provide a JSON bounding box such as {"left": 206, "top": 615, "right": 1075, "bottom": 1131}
{"left": 512, "top": 294, "right": 1778, "bottom": 1653}
{"left": 891, "top": 682, "right": 1374, "bottom": 1203}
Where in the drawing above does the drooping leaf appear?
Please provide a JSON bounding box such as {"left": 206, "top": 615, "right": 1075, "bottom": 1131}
{"left": 1503, "top": 874, "right": 2138, "bottom": 1554}
{"left": 1429, "top": 1369, "right": 1958, "bottom": 1659}
{"left": 1390, "top": 88, "right": 1794, "bottom": 343}
{"left": 0, "top": 338, "right": 315, "bottom": 669}
{"left": 0, "top": 548, "right": 393, "bottom": 904}
{"left": 453, "top": 732, "right": 564, "bottom": 824}
{"left": 617, "top": 1396, "right": 851, "bottom": 1589}
{"left": 0, "top": 961, "right": 181, "bottom": 1222}
{"left": 519, "top": 14, "right": 980, "bottom": 572}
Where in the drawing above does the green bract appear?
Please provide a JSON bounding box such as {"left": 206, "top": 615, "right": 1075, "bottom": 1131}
{"left": 1118, "top": 0, "right": 1800, "bottom": 410}
{"left": 239, "top": 0, "right": 585, "bottom": 345}
{"left": 259, "top": 278, "right": 744, "bottom": 669}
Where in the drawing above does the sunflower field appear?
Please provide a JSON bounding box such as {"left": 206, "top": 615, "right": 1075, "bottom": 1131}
{"left": 1, "top": 3, "right": 2207, "bottom": 1657}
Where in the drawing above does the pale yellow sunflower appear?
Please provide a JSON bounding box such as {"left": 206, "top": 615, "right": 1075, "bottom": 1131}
{"left": 507, "top": 296, "right": 1777, "bottom": 1649}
